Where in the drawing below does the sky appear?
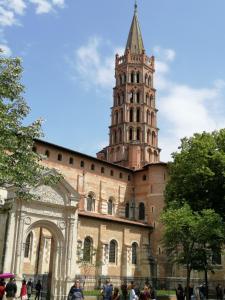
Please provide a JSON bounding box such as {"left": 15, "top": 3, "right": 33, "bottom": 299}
{"left": 2, "top": 0, "right": 225, "bottom": 162}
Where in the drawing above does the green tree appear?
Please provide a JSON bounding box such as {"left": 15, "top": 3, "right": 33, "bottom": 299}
{"left": 0, "top": 54, "right": 57, "bottom": 199}
{"left": 161, "top": 204, "right": 225, "bottom": 299}
{"left": 165, "top": 130, "right": 225, "bottom": 218}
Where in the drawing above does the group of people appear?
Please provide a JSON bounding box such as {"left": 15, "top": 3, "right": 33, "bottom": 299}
{"left": 67, "top": 279, "right": 157, "bottom": 300}
{"left": 176, "top": 283, "right": 207, "bottom": 300}
{"left": 0, "top": 278, "right": 42, "bottom": 300}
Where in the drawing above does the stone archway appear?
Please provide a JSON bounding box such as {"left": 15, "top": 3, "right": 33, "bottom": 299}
{"left": 0, "top": 170, "right": 80, "bottom": 300}
{"left": 23, "top": 220, "right": 65, "bottom": 299}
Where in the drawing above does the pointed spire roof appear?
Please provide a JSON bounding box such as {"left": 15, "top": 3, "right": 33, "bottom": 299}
{"left": 126, "top": 2, "right": 144, "bottom": 54}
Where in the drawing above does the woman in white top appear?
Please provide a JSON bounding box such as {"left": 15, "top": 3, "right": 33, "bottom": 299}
{"left": 129, "top": 282, "right": 138, "bottom": 300}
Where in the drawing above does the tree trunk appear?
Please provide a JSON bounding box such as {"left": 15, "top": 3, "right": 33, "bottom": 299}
{"left": 204, "top": 268, "right": 208, "bottom": 299}
{"left": 186, "top": 266, "right": 191, "bottom": 300}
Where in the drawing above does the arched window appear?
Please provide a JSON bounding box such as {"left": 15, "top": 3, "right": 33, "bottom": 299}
{"left": 129, "top": 108, "right": 133, "bottom": 122}
{"left": 119, "top": 75, "right": 123, "bottom": 86}
{"left": 151, "top": 112, "right": 154, "bottom": 126}
{"left": 146, "top": 94, "right": 149, "bottom": 105}
{"left": 136, "top": 72, "right": 140, "bottom": 83}
{"left": 119, "top": 109, "right": 123, "bottom": 123}
{"left": 101, "top": 167, "right": 105, "bottom": 173}
{"left": 118, "top": 128, "right": 122, "bottom": 143}
{"left": 146, "top": 110, "right": 150, "bottom": 124}
{"left": 83, "top": 236, "right": 92, "bottom": 262}
{"left": 136, "top": 92, "right": 140, "bottom": 103}
{"left": 147, "top": 130, "right": 151, "bottom": 144}
{"left": 117, "top": 94, "right": 120, "bottom": 106}
{"left": 114, "top": 131, "right": 117, "bottom": 144}
{"left": 121, "top": 92, "right": 125, "bottom": 104}
{"left": 32, "top": 146, "right": 37, "bottom": 153}
{"left": 58, "top": 154, "right": 62, "bottom": 161}
{"left": 45, "top": 150, "right": 50, "bottom": 158}
{"left": 123, "top": 74, "right": 126, "bottom": 84}
{"left": 24, "top": 232, "right": 33, "bottom": 258}
{"left": 145, "top": 74, "right": 148, "bottom": 85}
{"left": 152, "top": 131, "right": 156, "bottom": 146}
{"left": 129, "top": 128, "right": 133, "bottom": 141}
{"left": 136, "top": 108, "right": 140, "bottom": 122}
{"left": 115, "top": 111, "right": 119, "bottom": 124}
{"left": 80, "top": 160, "right": 84, "bottom": 167}
{"left": 148, "top": 76, "right": 152, "bottom": 87}
{"left": 137, "top": 128, "right": 141, "bottom": 141}
{"left": 150, "top": 95, "right": 153, "bottom": 107}
{"left": 91, "top": 164, "right": 95, "bottom": 171}
{"left": 129, "top": 91, "right": 134, "bottom": 103}
{"left": 131, "top": 72, "right": 134, "bottom": 83}
{"left": 142, "top": 175, "right": 147, "bottom": 181}
{"left": 86, "top": 193, "right": 95, "bottom": 212}
{"left": 109, "top": 240, "right": 117, "bottom": 263}
{"left": 125, "top": 203, "right": 129, "bottom": 218}
{"left": 139, "top": 202, "right": 145, "bottom": 220}
{"left": 132, "top": 242, "right": 138, "bottom": 264}
{"left": 108, "top": 198, "right": 114, "bottom": 215}
{"left": 69, "top": 157, "right": 73, "bottom": 164}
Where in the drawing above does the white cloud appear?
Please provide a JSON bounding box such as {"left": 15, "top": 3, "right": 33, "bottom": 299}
{"left": 0, "top": 6, "right": 16, "bottom": 26}
{"left": 0, "top": 0, "right": 66, "bottom": 54}
{"left": 156, "top": 47, "right": 225, "bottom": 162}
{"left": 30, "top": 0, "right": 52, "bottom": 14}
{"left": 0, "top": 43, "right": 12, "bottom": 56}
{"left": 74, "top": 36, "right": 123, "bottom": 90}
{"left": 8, "top": 0, "right": 26, "bottom": 15}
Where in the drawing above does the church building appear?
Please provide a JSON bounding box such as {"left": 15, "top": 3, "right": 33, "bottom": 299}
{"left": 0, "top": 4, "right": 186, "bottom": 299}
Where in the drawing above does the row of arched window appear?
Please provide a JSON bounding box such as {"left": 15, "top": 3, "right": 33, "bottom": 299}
{"left": 113, "top": 109, "right": 156, "bottom": 126}
{"left": 116, "top": 72, "right": 152, "bottom": 87}
{"left": 125, "top": 202, "right": 145, "bottom": 220}
{"left": 114, "top": 91, "right": 155, "bottom": 107}
{"left": 82, "top": 237, "right": 138, "bottom": 264}
{"left": 86, "top": 193, "right": 115, "bottom": 215}
{"left": 111, "top": 128, "right": 157, "bottom": 145}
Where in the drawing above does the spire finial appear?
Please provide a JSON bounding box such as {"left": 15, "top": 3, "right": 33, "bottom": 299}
{"left": 134, "top": 0, "right": 137, "bottom": 14}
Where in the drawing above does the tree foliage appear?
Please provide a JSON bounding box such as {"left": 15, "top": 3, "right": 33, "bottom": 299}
{"left": 0, "top": 54, "right": 58, "bottom": 199}
{"left": 161, "top": 204, "right": 225, "bottom": 299}
{"left": 165, "top": 130, "right": 225, "bottom": 218}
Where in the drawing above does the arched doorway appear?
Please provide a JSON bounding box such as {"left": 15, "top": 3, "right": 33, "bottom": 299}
{"left": 23, "top": 226, "right": 55, "bottom": 299}
{"left": 22, "top": 220, "right": 66, "bottom": 300}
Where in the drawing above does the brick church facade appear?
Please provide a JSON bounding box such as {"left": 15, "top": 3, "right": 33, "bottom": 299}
{"left": 2, "top": 4, "right": 223, "bottom": 300}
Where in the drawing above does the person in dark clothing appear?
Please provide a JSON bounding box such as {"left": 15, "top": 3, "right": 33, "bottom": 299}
{"left": 35, "top": 280, "right": 42, "bottom": 300}
{"left": 68, "top": 279, "right": 84, "bottom": 300}
{"left": 199, "top": 284, "right": 206, "bottom": 300}
{"left": 216, "top": 284, "right": 223, "bottom": 300}
{"left": 185, "top": 286, "right": 193, "bottom": 300}
{"left": 121, "top": 282, "right": 128, "bottom": 300}
{"left": 27, "top": 279, "right": 33, "bottom": 300}
{"left": 149, "top": 285, "right": 156, "bottom": 300}
{"left": 5, "top": 278, "right": 17, "bottom": 300}
{"left": 176, "top": 284, "right": 184, "bottom": 300}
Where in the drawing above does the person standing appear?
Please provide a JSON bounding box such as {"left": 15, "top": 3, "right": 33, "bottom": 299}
{"left": 112, "top": 287, "right": 120, "bottom": 300}
{"left": 20, "top": 280, "right": 28, "bottom": 300}
{"left": 216, "top": 284, "right": 223, "bottom": 300}
{"left": 35, "top": 280, "right": 42, "bottom": 300}
{"left": 176, "top": 284, "right": 184, "bottom": 300}
{"left": 121, "top": 282, "right": 128, "bottom": 300}
{"left": 101, "top": 279, "right": 113, "bottom": 300}
{"left": 5, "top": 278, "right": 17, "bottom": 300}
{"left": 139, "top": 284, "right": 150, "bottom": 300}
{"left": 27, "top": 279, "right": 33, "bottom": 300}
{"left": 129, "top": 282, "right": 138, "bottom": 300}
{"left": 67, "top": 279, "right": 84, "bottom": 300}
{"left": 0, "top": 280, "right": 5, "bottom": 300}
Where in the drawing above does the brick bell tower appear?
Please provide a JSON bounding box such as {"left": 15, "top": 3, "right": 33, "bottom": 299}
{"left": 97, "top": 3, "right": 160, "bottom": 169}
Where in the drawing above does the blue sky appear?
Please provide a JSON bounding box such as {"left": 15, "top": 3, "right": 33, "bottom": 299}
{"left": 2, "top": 0, "right": 225, "bottom": 161}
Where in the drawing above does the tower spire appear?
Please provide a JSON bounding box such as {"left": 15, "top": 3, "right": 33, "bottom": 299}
{"left": 126, "top": 1, "right": 144, "bottom": 54}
